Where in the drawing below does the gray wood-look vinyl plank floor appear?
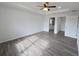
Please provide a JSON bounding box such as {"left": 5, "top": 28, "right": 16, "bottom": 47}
{"left": 0, "top": 31, "right": 78, "bottom": 56}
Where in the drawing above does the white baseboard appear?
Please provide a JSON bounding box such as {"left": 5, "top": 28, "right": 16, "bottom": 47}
{"left": 0, "top": 31, "right": 43, "bottom": 44}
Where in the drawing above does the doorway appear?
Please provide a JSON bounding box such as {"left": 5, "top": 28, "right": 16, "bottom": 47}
{"left": 49, "top": 17, "right": 55, "bottom": 32}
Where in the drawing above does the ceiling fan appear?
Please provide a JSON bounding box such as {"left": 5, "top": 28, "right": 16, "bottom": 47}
{"left": 38, "top": 2, "right": 56, "bottom": 11}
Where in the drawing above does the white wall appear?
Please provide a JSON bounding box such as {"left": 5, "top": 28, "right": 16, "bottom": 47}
{"left": 65, "top": 16, "right": 78, "bottom": 38}
{"left": 0, "top": 5, "right": 45, "bottom": 43}
{"left": 77, "top": 18, "right": 79, "bottom": 55}
{"left": 54, "top": 17, "right": 61, "bottom": 34}
{"left": 54, "top": 17, "right": 58, "bottom": 34}
{"left": 60, "top": 17, "right": 66, "bottom": 31}
{"left": 54, "top": 16, "right": 65, "bottom": 34}
{"left": 43, "top": 16, "right": 49, "bottom": 32}
{"left": 77, "top": 17, "right": 79, "bottom": 40}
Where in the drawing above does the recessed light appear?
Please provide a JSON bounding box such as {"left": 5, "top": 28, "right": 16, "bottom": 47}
{"left": 58, "top": 6, "right": 62, "bottom": 8}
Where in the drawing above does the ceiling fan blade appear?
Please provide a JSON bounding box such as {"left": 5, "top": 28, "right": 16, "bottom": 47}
{"left": 48, "top": 9, "right": 50, "bottom": 11}
{"left": 37, "top": 5, "right": 44, "bottom": 7}
{"left": 48, "top": 6, "right": 56, "bottom": 8}
{"left": 45, "top": 2, "right": 49, "bottom": 4}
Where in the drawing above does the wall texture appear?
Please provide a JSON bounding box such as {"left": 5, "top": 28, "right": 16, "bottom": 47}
{"left": 65, "top": 16, "right": 78, "bottom": 38}
{"left": 77, "top": 18, "right": 79, "bottom": 55}
{"left": 77, "top": 18, "right": 79, "bottom": 40}
{"left": 60, "top": 17, "right": 66, "bottom": 31}
{"left": 54, "top": 17, "right": 61, "bottom": 34}
{"left": 0, "top": 5, "right": 45, "bottom": 43}
{"left": 43, "top": 16, "right": 49, "bottom": 32}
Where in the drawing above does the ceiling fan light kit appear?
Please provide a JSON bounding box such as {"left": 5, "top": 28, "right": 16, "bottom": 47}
{"left": 43, "top": 7, "right": 48, "bottom": 11}
{"left": 38, "top": 2, "right": 56, "bottom": 11}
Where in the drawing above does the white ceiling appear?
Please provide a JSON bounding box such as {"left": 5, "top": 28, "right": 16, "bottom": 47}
{"left": 1, "top": 2, "right": 79, "bottom": 15}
